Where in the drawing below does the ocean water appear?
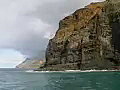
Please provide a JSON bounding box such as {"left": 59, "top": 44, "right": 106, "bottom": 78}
{"left": 0, "top": 69, "right": 120, "bottom": 90}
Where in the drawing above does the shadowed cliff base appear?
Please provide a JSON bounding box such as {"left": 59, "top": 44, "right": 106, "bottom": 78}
{"left": 40, "top": 0, "right": 120, "bottom": 71}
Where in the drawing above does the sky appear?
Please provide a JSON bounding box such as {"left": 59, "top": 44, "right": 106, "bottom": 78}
{"left": 0, "top": 0, "right": 105, "bottom": 68}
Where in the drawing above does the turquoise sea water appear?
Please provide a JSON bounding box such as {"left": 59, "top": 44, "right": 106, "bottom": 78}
{"left": 0, "top": 69, "right": 120, "bottom": 90}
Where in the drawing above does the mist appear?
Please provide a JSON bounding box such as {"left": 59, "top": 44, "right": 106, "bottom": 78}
{"left": 0, "top": 0, "right": 105, "bottom": 59}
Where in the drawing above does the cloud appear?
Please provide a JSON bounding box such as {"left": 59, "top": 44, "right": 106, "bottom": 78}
{"left": 0, "top": 49, "right": 25, "bottom": 68}
{"left": 0, "top": 0, "right": 104, "bottom": 59}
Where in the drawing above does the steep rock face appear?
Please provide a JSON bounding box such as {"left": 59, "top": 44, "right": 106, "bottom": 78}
{"left": 45, "top": 0, "right": 120, "bottom": 70}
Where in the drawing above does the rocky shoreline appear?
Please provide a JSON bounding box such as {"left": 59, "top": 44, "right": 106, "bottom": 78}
{"left": 35, "top": 63, "right": 120, "bottom": 71}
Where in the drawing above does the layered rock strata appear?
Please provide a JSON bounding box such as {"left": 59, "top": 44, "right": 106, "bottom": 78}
{"left": 45, "top": 0, "right": 120, "bottom": 70}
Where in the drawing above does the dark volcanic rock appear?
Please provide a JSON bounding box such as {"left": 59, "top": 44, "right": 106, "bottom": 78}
{"left": 45, "top": 0, "right": 120, "bottom": 70}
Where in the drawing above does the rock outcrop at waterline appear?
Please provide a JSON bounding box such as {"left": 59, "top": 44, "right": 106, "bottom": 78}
{"left": 45, "top": 0, "right": 120, "bottom": 70}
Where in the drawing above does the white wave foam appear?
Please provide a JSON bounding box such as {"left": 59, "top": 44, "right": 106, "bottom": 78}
{"left": 25, "top": 69, "right": 120, "bottom": 73}
{"left": 25, "top": 70, "right": 34, "bottom": 72}
{"left": 25, "top": 70, "right": 65, "bottom": 73}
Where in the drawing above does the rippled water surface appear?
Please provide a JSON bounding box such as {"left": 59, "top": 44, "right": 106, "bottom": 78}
{"left": 0, "top": 68, "right": 120, "bottom": 90}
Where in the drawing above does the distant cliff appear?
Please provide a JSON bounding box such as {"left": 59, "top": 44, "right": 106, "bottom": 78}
{"left": 16, "top": 58, "right": 44, "bottom": 69}
{"left": 45, "top": 0, "right": 120, "bottom": 70}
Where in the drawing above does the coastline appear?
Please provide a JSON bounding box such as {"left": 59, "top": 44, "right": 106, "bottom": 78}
{"left": 27, "top": 69, "right": 120, "bottom": 73}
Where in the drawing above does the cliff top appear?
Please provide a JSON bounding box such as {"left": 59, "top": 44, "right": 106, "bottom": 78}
{"left": 54, "top": 2, "right": 104, "bottom": 43}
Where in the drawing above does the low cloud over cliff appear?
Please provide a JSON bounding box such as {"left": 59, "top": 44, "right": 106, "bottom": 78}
{"left": 0, "top": 0, "right": 105, "bottom": 58}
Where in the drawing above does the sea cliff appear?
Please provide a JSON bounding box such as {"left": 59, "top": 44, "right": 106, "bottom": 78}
{"left": 43, "top": 0, "right": 120, "bottom": 70}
